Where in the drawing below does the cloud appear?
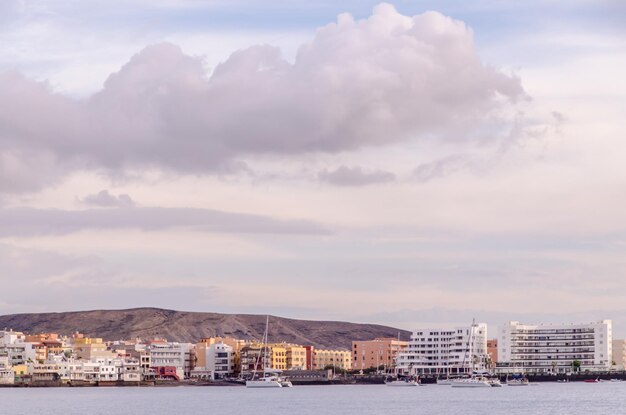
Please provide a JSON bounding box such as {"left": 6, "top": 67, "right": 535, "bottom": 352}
{"left": 0, "top": 206, "right": 332, "bottom": 237}
{"left": 80, "top": 189, "right": 136, "bottom": 208}
{"left": 318, "top": 165, "right": 395, "bottom": 186}
{"left": 0, "top": 3, "right": 524, "bottom": 194}
{"left": 413, "top": 155, "right": 470, "bottom": 182}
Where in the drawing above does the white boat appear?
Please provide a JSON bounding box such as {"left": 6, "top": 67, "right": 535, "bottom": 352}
{"left": 436, "top": 378, "right": 454, "bottom": 385}
{"left": 246, "top": 316, "right": 291, "bottom": 389}
{"left": 385, "top": 377, "right": 419, "bottom": 386}
{"left": 489, "top": 378, "right": 503, "bottom": 387}
{"left": 507, "top": 378, "right": 529, "bottom": 386}
{"left": 246, "top": 375, "right": 283, "bottom": 388}
{"left": 451, "top": 376, "right": 492, "bottom": 388}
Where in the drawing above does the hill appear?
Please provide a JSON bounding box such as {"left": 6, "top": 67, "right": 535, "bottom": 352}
{"left": 0, "top": 308, "right": 410, "bottom": 349}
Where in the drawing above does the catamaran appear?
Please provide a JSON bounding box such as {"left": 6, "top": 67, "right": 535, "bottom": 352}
{"left": 246, "top": 315, "right": 292, "bottom": 388}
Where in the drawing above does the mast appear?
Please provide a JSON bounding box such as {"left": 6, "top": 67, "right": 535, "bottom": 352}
{"left": 460, "top": 318, "right": 475, "bottom": 375}
{"left": 264, "top": 315, "right": 269, "bottom": 376}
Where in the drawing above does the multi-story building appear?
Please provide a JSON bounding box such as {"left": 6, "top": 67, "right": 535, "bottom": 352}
{"left": 487, "top": 339, "right": 498, "bottom": 367}
{"left": 73, "top": 337, "right": 113, "bottom": 361}
{"left": 314, "top": 349, "right": 352, "bottom": 371}
{"left": 286, "top": 345, "right": 307, "bottom": 370}
{"left": 196, "top": 337, "right": 245, "bottom": 376}
{"left": 352, "top": 338, "right": 408, "bottom": 371}
{"left": 269, "top": 344, "right": 287, "bottom": 370}
{"left": 0, "top": 353, "right": 13, "bottom": 385}
{"left": 395, "top": 323, "right": 488, "bottom": 376}
{"left": 240, "top": 344, "right": 266, "bottom": 375}
{"left": 497, "top": 320, "right": 612, "bottom": 374}
{"left": 0, "top": 330, "right": 26, "bottom": 345}
{"left": 0, "top": 344, "right": 27, "bottom": 366}
{"left": 612, "top": 339, "right": 626, "bottom": 368}
{"left": 149, "top": 342, "right": 187, "bottom": 380}
{"left": 204, "top": 342, "right": 235, "bottom": 379}
{"left": 304, "top": 345, "right": 315, "bottom": 370}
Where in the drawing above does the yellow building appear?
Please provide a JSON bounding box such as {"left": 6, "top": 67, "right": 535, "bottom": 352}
{"left": 286, "top": 345, "right": 307, "bottom": 370}
{"left": 12, "top": 364, "right": 29, "bottom": 381}
{"left": 73, "top": 337, "right": 113, "bottom": 360}
{"left": 269, "top": 344, "right": 287, "bottom": 370}
{"left": 314, "top": 349, "right": 352, "bottom": 371}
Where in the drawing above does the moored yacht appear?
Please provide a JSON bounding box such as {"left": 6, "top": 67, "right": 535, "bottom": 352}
{"left": 246, "top": 375, "right": 283, "bottom": 388}
{"left": 245, "top": 316, "right": 292, "bottom": 389}
{"left": 451, "top": 376, "right": 492, "bottom": 388}
{"left": 385, "top": 376, "right": 419, "bottom": 386}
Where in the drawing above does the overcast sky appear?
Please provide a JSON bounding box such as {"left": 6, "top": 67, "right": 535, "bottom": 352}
{"left": 1, "top": 0, "right": 625, "bottom": 336}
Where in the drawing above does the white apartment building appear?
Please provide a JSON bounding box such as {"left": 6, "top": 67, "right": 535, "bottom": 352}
{"left": 149, "top": 342, "right": 187, "bottom": 380}
{"left": 0, "top": 354, "right": 13, "bottom": 385}
{"left": 0, "top": 330, "right": 26, "bottom": 345}
{"left": 497, "top": 320, "right": 612, "bottom": 374}
{"left": 396, "top": 323, "right": 488, "bottom": 376}
{"left": 205, "top": 342, "right": 234, "bottom": 379}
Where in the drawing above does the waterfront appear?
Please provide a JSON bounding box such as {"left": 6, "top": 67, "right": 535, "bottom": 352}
{"left": 0, "top": 384, "right": 623, "bottom": 415}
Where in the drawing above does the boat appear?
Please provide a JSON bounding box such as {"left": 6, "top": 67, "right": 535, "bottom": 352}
{"left": 451, "top": 376, "right": 492, "bottom": 388}
{"left": 583, "top": 378, "right": 599, "bottom": 383}
{"left": 246, "top": 375, "right": 283, "bottom": 388}
{"left": 507, "top": 374, "right": 529, "bottom": 386}
{"left": 448, "top": 319, "right": 496, "bottom": 389}
{"left": 436, "top": 378, "right": 454, "bottom": 386}
{"left": 489, "top": 378, "right": 503, "bottom": 387}
{"left": 246, "top": 316, "right": 292, "bottom": 388}
{"left": 385, "top": 376, "right": 419, "bottom": 386}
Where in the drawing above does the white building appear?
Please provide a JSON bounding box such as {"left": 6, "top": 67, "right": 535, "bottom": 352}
{"left": 205, "top": 342, "right": 234, "bottom": 379}
{"left": 0, "top": 354, "right": 13, "bottom": 385}
{"left": 396, "top": 323, "right": 488, "bottom": 376}
{"left": 497, "top": 320, "right": 612, "bottom": 374}
{"left": 0, "top": 330, "right": 26, "bottom": 346}
{"left": 149, "top": 342, "right": 187, "bottom": 380}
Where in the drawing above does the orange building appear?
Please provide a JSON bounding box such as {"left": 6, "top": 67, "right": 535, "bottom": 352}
{"left": 487, "top": 338, "right": 498, "bottom": 367}
{"left": 351, "top": 338, "right": 408, "bottom": 371}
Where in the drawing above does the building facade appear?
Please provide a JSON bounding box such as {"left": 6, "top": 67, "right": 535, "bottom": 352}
{"left": 205, "top": 342, "right": 235, "bottom": 379}
{"left": 314, "top": 349, "right": 352, "bottom": 371}
{"left": 487, "top": 339, "right": 498, "bottom": 367}
{"left": 395, "top": 323, "right": 488, "bottom": 376}
{"left": 352, "top": 338, "right": 408, "bottom": 371}
{"left": 612, "top": 339, "right": 626, "bottom": 368}
{"left": 497, "top": 320, "right": 612, "bottom": 374}
{"left": 149, "top": 342, "right": 187, "bottom": 380}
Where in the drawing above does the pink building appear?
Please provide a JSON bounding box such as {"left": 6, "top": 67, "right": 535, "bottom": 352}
{"left": 351, "top": 338, "right": 408, "bottom": 371}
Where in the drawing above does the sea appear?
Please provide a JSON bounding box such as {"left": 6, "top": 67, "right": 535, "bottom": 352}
{"left": 0, "top": 383, "right": 622, "bottom": 414}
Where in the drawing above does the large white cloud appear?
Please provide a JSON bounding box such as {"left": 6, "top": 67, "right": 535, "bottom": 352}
{"left": 0, "top": 3, "right": 524, "bottom": 193}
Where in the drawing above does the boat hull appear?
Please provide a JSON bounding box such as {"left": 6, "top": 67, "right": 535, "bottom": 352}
{"left": 385, "top": 380, "right": 419, "bottom": 387}
{"left": 451, "top": 380, "right": 492, "bottom": 388}
{"left": 246, "top": 380, "right": 283, "bottom": 388}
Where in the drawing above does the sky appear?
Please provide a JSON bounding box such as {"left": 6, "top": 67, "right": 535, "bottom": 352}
{"left": 1, "top": 0, "right": 626, "bottom": 336}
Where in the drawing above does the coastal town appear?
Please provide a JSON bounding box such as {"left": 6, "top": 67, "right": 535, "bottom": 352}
{"left": 0, "top": 318, "right": 623, "bottom": 386}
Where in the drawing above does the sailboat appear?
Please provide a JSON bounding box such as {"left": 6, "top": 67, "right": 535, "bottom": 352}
{"left": 246, "top": 315, "right": 292, "bottom": 388}
{"left": 450, "top": 319, "right": 496, "bottom": 388}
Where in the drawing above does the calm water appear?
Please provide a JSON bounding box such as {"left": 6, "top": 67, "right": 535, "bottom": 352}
{"left": 0, "top": 383, "right": 623, "bottom": 414}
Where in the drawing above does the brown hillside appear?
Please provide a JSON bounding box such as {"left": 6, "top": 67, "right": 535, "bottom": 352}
{"left": 0, "top": 308, "right": 410, "bottom": 349}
